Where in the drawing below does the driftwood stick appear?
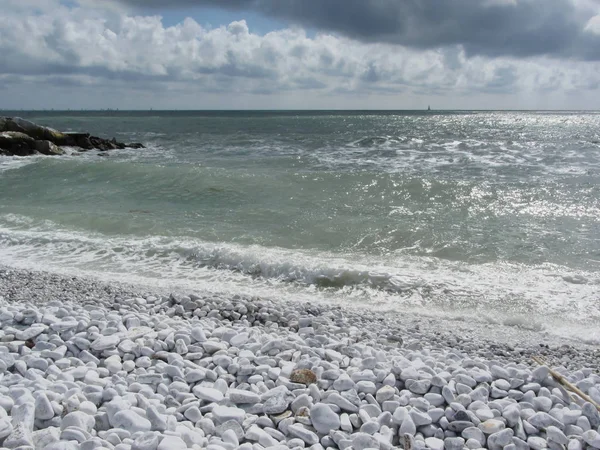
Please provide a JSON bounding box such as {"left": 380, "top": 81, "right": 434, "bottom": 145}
{"left": 532, "top": 356, "right": 600, "bottom": 412}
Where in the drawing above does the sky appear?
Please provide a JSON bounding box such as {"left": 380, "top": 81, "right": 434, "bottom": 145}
{"left": 2, "top": 0, "right": 600, "bottom": 109}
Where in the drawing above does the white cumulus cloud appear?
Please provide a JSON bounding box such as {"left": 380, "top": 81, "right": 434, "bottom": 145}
{"left": 0, "top": 0, "right": 599, "bottom": 109}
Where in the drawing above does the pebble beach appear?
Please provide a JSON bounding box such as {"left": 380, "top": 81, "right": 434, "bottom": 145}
{"left": 0, "top": 266, "right": 599, "bottom": 450}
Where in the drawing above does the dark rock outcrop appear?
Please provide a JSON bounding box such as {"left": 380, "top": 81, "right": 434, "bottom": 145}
{"left": 35, "top": 140, "right": 65, "bottom": 156}
{"left": 0, "top": 117, "right": 145, "bottom": 157}
{"left": 0, "top": 132, "right": 37, "bottom": 156}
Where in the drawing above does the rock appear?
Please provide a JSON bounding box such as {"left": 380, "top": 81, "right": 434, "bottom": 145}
{"left": 350, "top": 432, "right": 379, "bottom": 450}
{"left": 35, "top": 140, "right": 64, "bottom": 155}
{"left": 263, "top": 387, "right": 293, "bottom": 414}
{"left": 0, "top": 417, "right": 12, "bottom": 441}
{"left": 1, "top": 117, "right": 67, "bottom": 143}
{"left": 287, "top": 424, "right": 319, "bottom": 445}
{"left": 310, "top": 403, "right": 341, "bottom": 434}
{"left": 90, "top": 334, "right": 121, "bottom": 351}
{"left": 131, "top": 432, "right": 159, "bottom": 450}
{"left": 228, "top": 389, "right": 260, "bottom": 404}
{"left": 0, "top": 117, "right": 145, "bottom": 154}
{"left": 4, "top": 401, "right": 34, "bottom": 448}
{"left": 528, "top": 412, "right": 564, "bottom": 429}
{"left": 35, "top": 393, "right": 54, "bottom": 420}
{"left": 478, "top": 419, "right": 505, "bottom": 434}
{"left": 290, "top": 368, "right": 317, "bottom": 385}
{"left": 462, "top": 427, "right": 485, "bottom": 447}
{"left": 327, "top": 392, "right": 359, "bottom": 413}
{"left": 528, "top": 436, "right": 548, "bottom": 450}
{"left": 157, "top": 435, "right": 187, "bottom": 450}
{"left": 192, "top": 386, "right": 224, "bottom": 402}
{"left": 61, "top": 411, "right": 94, "bottom": 432}
{"left": 0, "top": 132, "right": 36, "bottom": 156}
{"left": 444, "top": 437, "right": 466, "bottom": 450}
{"left": 547, "top": 425, "right": 569, "bottom": 445}
{"left": 425, "top": 437, "right": 444, "bottom": 450}
{"left": 406, "top": 379, "right": 431, "bottom": 394}
{"left": 583, "top": 430, "right": 600, "bottom": 449}
{"left": 111, "top": 410, "right": 151, "bottom": 433}
{"left": 487, "top": 428, "right": 513, "bottom": 449}
{"left": 212, "top": 406, "right": 245, "bottom": 424}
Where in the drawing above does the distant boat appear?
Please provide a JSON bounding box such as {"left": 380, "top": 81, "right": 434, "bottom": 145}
{"left": 427, "top": 105, "right": 431, "bottom": 111}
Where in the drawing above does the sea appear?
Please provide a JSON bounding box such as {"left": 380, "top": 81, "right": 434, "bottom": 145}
{"left": 1, "top": 110, "right": 599, "bottom": 343}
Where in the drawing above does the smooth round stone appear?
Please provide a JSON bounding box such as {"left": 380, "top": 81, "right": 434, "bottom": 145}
{"left": 185, "top": 369, "right": 206, "bottom": 383}
{"left": 406, "top": 379, "right": 431, "bottom": 395}
{"left": 528, "top": 412, "right": 562, "bottom": 429}
{"left": 428, "top": 408, "right": 445, "bottom": 424}
{"left": 333, "top": 374, "right": 355, "bottom": 391}
{"left": 287, "top": 424, "right": 319, "bottom": 445}
{"left": 462, "top": 427, "right": 485, "bottom": 446}
{"left": 444, "top": 437, "right": 465, "bottom": 450}
{"left": 360, "top": 420, "right": 380, "bottom": 434}
{"left": 78, "top": 401, "right": 97, "bottom": 415}
{"left": 356, "top": 381, "right": 377, "bottom": 394}
{"left": 528, "top": 436, "right": 548, "bottom": 450}
{"left": 425, "top": 394, "right": 445, "bottom": 407}
{"left": 448, "top": 421, "right": 474, "bottom": 432}
{"left": 221, "top": 428, "right": 239, "bottom": 446}
{"left": 216, "top": 420, "right": 244, "bottom": 440}
{"left": 192, "top": 386, "right": 224, "bottom": 403}
{"left": 425, "top": 437, "right": 444, "bottom": 450}
{"left": 410, "top": 409, "right": 432, "bottom": 427}
{"left": 61, "top": 427, "right": 89, "bottom": 443}
{"left": 211, "top": 406, "right": 245, "bottom": 424}
{"left": 0, "top": 417, "right": 12, "bottom": 440}
{"left": 90, "top": 335, "right": 120, "bottom": 351}
{"left": 263, "top": 390, "right": 292, "bottom": 414}
{"left": 487, "top": 428, "right": 514, "bottom": 448}
{"left": 568, "top": 439, "right": 583, "bottom": 450}
{"left": 183, "top": 406, "right": 202, "bottom": 422}
{"left": 228, "top": 389, "right": 260, "bottom": 404}
{"left": 392, "top": 407, "right": 408, "bottom": 425}
{"left": 112, "top": 411, "right": 151, "bottom": 433}
{"left": 131, "top": 432, "right": 159, "bottom": 450}
{"left": 478, "top": 419, "right": 505, "bottom": 434}
{"left": 466, "top": 438, "right": 483, "bottom": 449}
{"left": 376, "top": 386, "right": 395, "bottom": 403}
{"left": 157, "top": 435, "right": 187, "bottom": 450}
{"left": 352, "top": 432, "right": 379, "bottom": 450}
{"left": 583, "top": 430, "right": 600, "bottom": 449}
{"left": 105, "top": 359, "right": 122, "bottom": 374}
{"left": 547, "top": 425, "right": 569, "bottom": 445}
{"left": 400, "top": 415, "right": 417, "bottom": 436}
{"left": 61, "top": 411, "right": 94, "bottom": 432}
{"left": 35, "top": 393, "right": 54, "bottom": 420}
{"left": 475, "top": 408, "right": 495, "bottom": 421}
{"left": 229, "top": 333, "right": 249, "bottom": 347}
{"left": 310, "top": 404, "right": 341, "bottom": 434}
{"left": 533, "top": 397, "right": 553, "bottom": 412}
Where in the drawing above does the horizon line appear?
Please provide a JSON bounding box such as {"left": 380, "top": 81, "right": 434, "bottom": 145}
{"left": 1, "top": 108, "right": 600, "bottom": 112}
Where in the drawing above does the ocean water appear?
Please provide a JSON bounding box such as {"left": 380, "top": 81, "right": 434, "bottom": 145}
{"left": 1, "top": 110, "right": 599, "bottom": 342}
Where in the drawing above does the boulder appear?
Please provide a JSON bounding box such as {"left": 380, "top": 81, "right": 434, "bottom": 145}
{"left": 0, "top": 117, "right": 68, "bottom": 144}
{"left": 64, "top": 132, "right": 93, "bottom": 149}
{"left": 35, "top": 140, "right": 64, "bottom": 156}
{"left": 0, "top": 117, "right": 145, "bottom": 154}
{"left": 0, "top": 132, "right": 37, "bottom": 156}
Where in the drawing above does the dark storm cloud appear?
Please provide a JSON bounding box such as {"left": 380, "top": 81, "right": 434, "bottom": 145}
{"left": 118, "top": 0, "right": 600, "bottom": 60}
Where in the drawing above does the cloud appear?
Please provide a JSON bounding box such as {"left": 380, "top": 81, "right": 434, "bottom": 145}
{"left": 117, "top": 0, "right": 600, "bottom": 60}
{"left": 0, "top": 0, "right": 600, "bottom": 109}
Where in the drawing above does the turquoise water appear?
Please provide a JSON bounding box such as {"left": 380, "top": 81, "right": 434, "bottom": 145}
{"left": 1, "top": 111, "right": 599, "bottom": 341}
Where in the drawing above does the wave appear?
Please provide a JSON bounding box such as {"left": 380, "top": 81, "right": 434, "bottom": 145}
{"left": 1, "top": 213, "right": 599, "bottom": 344}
